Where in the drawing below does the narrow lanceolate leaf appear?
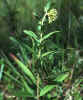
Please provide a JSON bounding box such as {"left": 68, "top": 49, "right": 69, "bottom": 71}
{"left": 22, "top": 79, "right": 34, "bottom": 95}
{"left": 10, "top": 37, "right": 19, "bottom": 44}
{"left": 40, "top": 85, "right": 56, "bottom": 97}
{"left": 41, "top": 51, "right": 56, "bottom": 57}
{"left": 10, "top": 53, "right": 36, "bottom": 84}
{"left": 40, "top": 31, "right": 59, "bottom": 42}
{"left": 24, "top": 30, "right": 39, "bottom": 42}
{"left": 4, "top": 72, "right": 22, "bottom": 86}
{"left": 0, "top": 64, "right": 5, "bottom": 80}
{"left": 54, "top": 73, "right": 69, "bottom": 83}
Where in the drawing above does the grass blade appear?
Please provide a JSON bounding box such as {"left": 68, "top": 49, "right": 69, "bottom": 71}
{"left": 10, "top": 53, "right": 36, "bottom": 84}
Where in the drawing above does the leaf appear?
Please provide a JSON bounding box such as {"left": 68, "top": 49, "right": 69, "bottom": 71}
{"left": 10, "top": 53, "right": 36, "bottom": 84}
{"left": 54, "top": 73, "right": 69, "bottom": 83}
{"left": 41, "top": 51, "right": 56, "bottom": 57}
{"left": 40, "top": 85, "right": 56, "bottom": 97}
{"left": 0, "top": 59, "right": 4, "bottom": 64}
{"left": 40, "top": 31, "right": 59, "bottom": 42}
{"left": 3, "top": 53, "right": 21, "bottom": 77}
{"left": 22, "top": 79, "right": 34, "bottom": 95}
{"left": 10, "top": 89, "right": 34, "bottom": 97}
{"left": 23, "top": 43, "right": 33, "bottom": 53}
{"left": 44, "top": 0, "right": 51, "bottom": 11}
{"left": 10, "top": 37, "right": 19, "bottom": 44}
{"left": 0, "top": 92, "right": 3, "bottom": 100}
{"left": 0, "top": 64, "right": 5, "bottom": 80}
{"left": 74, "top": 92, "right": 82, "bottom": 100}
{"left": 24, "top": 30, "right": 39, "bottom": 43}
{"left": 4, "top": 71, "right": 22, "bottom": 86}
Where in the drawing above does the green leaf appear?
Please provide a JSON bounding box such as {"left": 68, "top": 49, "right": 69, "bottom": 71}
{"left": 40, "top": 85, "right": 56, "bottom": 97}
{"left": 10, "top": 54, "right": 36, "bottom": 84}
{"left": 74, "top": 92, "right": 82, "bottom": 100}
{"left": 40, "top": 31, "right": 59, "bottom": 42}
{"left": 10, "top": 89, "right": 34, "bottom": 97}
{"left": 2, "top": 53, "right": 21, "bottom": 77}
{"left": 24, "top": 30, "right": 39, "bottom": 43}
{"left": 10, "top": 37, "right": 19, "bottom": 44}
{"left": 0, "top": 92, "right": 3, "bottom": 100}
{"left": 0, "top": 59, "right": 4, "bottom": 64}
{"left": 54, "top": 73, "right": 69, "bottom": 83}
{"left": 44, "top": 0, "right": 51, "bottom": 11}
{"left": 22, "top": 79, "right": 34, "bottom": 95}
{"left": 0, "top": 64, "right": 5, "bottom": 80}
{"left": 41, "top": 51, "right": 56, "bottom": 57}
{"left": 23, "top": 43, "right": 33, "bottom": 53}
{"left": 4, "top": 71, "right": 22, "bottom": 86}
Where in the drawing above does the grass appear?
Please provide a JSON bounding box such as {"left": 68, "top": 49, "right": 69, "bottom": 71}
{"left": 0, "top": 0, "right": 83, "bottom": 100}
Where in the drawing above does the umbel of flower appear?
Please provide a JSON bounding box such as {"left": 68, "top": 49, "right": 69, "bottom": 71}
{"left": 47, "top": 9, "right": 58, "bottom": 23}
{"left": 40, "top": 8, "right": 58, "bottom": 26}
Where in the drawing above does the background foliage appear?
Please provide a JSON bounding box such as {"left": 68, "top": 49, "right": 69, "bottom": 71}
{"left": 0, "top": 0, "right": 83, "bottom": 100}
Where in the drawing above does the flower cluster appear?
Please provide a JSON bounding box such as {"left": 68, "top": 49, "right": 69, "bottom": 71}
{"left": 47, "top": 9, "right": 58, "bottom": 23}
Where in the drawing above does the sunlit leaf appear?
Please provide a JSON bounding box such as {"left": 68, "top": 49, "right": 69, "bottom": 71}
{"left": 22, "top": 79, "right": 34, "bottom": 95}
{"left": 40, "top": 85, "right": 56, "bottom": 96}
{"left": 24, "top": 30, "right": 39, "bottom": 43}
{"left": 44, "top": 0, "right": 51, "bottom": 11}
{"left": 42, "top": 51, "right": 56, "bottom": 57}
{"left": 0, "top": 63, "right": 5, "bottom": 80}
{"left": 40, "top": 31, "right": 59, "bottom": 42}
{"left": 10, "top": 53, "right": 36, "bottom": 84}
{"left": 54, "top": 73, "right": 69, "bottom": 83}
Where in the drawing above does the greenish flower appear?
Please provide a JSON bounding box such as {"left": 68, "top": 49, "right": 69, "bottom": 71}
{"left": 47, "top": 9, "right": 58, "bottom": 23}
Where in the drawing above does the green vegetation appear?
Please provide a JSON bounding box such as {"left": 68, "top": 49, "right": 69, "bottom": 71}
{"left": 0, "top": 0, "right": 83, "bottom": 100}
